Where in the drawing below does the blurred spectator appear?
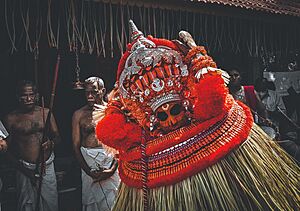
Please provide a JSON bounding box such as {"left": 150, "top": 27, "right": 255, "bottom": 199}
{"left": 228, "top": 70, "right": 267, "bottom": 123}
{"left": 255, "top": 78, "right": 300, "bottom": 163}
{"left": 282, "top": 86, "right": 300, "bottom": 143}
{"left": 255, "top": 78, "right": 286, "bottom": 129}
{"left": 266, "top": 80, "right": 276, "bottom": 91}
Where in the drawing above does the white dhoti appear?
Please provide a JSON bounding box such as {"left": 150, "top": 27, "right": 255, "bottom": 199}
{"left": 80, "top": 147, "right": 120, "bottom": 211}
{"left": 16, "top": 153, "right": 58, "bottom": 211}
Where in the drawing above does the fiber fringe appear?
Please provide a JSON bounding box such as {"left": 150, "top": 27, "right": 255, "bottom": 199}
{"left": 113, "top": 124, "right": 300, "bottom": 211}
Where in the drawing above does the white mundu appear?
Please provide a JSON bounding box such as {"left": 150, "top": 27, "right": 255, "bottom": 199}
{"left": 16, "top": 153, "right": 58, "bottom": 211}
{"left": 80, "top": 147, "right": 120, "bottom": 211}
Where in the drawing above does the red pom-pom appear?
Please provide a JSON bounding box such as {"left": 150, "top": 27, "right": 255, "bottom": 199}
{"left": 190, "top": 73, "right": 228, "bottom": 121}
{"left": 95, "top": 113, "right": 142, "bottom": 152}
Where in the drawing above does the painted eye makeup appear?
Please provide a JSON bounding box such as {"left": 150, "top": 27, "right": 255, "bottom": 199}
{"left": 170, "top": 104, "right": 182, "bottom": 116}
{"left": 157, "top": 112, "right": 168, "bottom": 121}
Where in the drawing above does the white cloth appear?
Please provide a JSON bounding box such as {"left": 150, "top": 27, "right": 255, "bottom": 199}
{"left": 261, "top": 90, "right": 286, "bottom": 113}
{"left": 80, "top": 147, "right": 120, "bottom": 211}
{"left": 260, "top": 90, "right": 287, "bottom": 128}
{"left": 0, "top": 121, "right": 8, "bottom": 139}
{"left": 16, "top": 153, "right": 58, "bottom": 211}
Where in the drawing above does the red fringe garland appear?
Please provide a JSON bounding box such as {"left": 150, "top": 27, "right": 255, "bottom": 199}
{"left": 184, "top": 46, "right": 208, "bottom": 64}
{"left": 95, "top": 113, "right": 142, "bottom": 152}
{"left": 190, "top": 74, "right": 229, "bottom": 122}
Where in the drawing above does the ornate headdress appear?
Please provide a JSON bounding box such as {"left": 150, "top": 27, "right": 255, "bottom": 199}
{"left": 115, "top": 20, "right": 198, "bottom": 132}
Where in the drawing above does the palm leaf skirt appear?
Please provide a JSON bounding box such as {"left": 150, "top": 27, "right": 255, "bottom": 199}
{"left": 113, "top": 124, "right": 300, "bottom": 211}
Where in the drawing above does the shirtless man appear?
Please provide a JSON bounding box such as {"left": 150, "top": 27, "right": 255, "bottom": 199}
{"left": 72, "top": 77, "right": 119, "bottom": 211}
{"left": 4, "top": 80, "right": 59, "bottom": 211}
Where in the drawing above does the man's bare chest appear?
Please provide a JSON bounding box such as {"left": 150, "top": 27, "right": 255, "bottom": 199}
{"left": 79, "top": 113, "right": 95, "bottom": 135}
{"left": 11, "top": 115, "right": 44, "bottom": 135}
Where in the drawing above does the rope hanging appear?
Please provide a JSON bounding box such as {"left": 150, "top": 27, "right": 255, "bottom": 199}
{"left": 4, "top": 0, "right": 300, "bottom": 58}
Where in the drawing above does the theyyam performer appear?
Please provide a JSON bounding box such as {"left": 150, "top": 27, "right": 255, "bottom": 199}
{"left": 93, "top": 20, "right": 300, "bottom": 211}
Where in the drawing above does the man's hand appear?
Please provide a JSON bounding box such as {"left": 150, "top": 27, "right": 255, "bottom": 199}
{"left": 0, "top": 138, "right": 8, "bottom": 152}
{"left": 89, "top": 160, "right": 118, "bottom": 183}
{"left": 89, "top": 169, "right": 110, "bottom": 181}
{"left": 42, "top": 139, "right": 54, "bottom": 151}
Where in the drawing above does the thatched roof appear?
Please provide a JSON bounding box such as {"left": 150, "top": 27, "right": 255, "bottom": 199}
{"left": 190, "top": 0, "right": 300, "bottom": 17}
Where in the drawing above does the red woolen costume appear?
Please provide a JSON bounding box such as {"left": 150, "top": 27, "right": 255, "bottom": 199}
{"left": 94, "top": 20, "right": 300, "bottom": 211}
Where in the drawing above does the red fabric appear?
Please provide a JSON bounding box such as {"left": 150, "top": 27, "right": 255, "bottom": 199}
{"left": 244, "top": 85, "right": 257, "bottom": 112}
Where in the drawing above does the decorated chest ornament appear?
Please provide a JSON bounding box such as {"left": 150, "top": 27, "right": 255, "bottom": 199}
{"left": 95, "top": 20, "right": 253, "bottom": 188}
